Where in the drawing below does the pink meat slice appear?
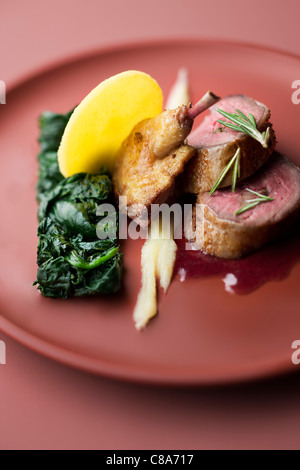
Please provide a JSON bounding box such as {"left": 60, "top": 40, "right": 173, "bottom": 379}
{"left": 183, "top": 94, "right": 276, "bottom": 194}
{"left": 201, "top": 154, "right": 300, "bottom": 226}
{"left": 187, "top": 94, "right": 269, "bottom": 148}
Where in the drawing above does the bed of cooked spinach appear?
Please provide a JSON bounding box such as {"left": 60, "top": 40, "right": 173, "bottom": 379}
{"left": 34, "top": 110, "right": 122, "bottom": 298}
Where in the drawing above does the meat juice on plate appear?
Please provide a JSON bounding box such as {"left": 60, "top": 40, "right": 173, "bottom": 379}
{"left": 175, "top": 217, "right": 300, "bottom": 295}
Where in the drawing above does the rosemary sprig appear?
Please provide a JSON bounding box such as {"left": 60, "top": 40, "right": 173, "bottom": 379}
{"left": 210, "top": 148, "right": 241, "bottom": 196}
{"left": 216, "top": 108, "right": 271, "bottom": 149}
{"left": 244, "top": 188, "right": 273, "bottom": 201}
{"left": 235, "top": 188, "right": 274, "bottom": 216}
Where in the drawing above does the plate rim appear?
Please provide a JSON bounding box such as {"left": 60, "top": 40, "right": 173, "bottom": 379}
{"left": 7, "top": 37, "right": 300, "bottom": 93}
{"left": 1, "top": 37, "right": 300, "bottom": 386}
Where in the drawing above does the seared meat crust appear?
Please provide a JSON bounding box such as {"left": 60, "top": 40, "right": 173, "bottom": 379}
{"left": 113, "top": 106, "right": 195, "bottom": 223}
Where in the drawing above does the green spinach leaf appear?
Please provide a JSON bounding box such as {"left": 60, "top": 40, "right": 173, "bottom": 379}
{"left": 34, "top": 110, "right": 122, "bottom": 298}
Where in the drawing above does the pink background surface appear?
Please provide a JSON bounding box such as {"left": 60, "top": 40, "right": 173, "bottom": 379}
{"left": 1, "top": 0, "right": 300, "bottom": 450}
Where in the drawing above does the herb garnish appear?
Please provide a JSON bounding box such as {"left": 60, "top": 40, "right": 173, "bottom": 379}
{"left": 216, "top": 108, "right": 271, "bottom": 148}
{"left": 235, "top": 188, "right": 274, "bottom": 216}
{"left": 210, "top": 148, "right": 241, "bottom": 196}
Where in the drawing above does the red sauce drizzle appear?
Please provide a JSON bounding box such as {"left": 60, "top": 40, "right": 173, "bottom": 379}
{"left": 175, "top": 219, "right": 300, "bottom": 295}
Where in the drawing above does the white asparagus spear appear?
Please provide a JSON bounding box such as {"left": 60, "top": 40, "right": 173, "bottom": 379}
{"left": 133, "top": 217, "right": 177, "bottom": 330}
{"left": 165, "top": 68, "right": 190, "bottom": 109}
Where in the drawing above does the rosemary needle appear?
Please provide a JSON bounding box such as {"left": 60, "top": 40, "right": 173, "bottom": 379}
{"left": 235, "top": 188, "right": 274, "bottom": 216}
{"left": 216, "top": 108, "right": 271, "bottom": 149}
{"left": 235, "top": 201, "right": 261, "bottom": 216}
{"left": 210, "top": 148, "right": 241, "bottom": 196}
{"left": 245, "top": 188, "right": 273, "bottom": 200}
{"left": 232, "top": 149, "right": 240, "bottom": 193}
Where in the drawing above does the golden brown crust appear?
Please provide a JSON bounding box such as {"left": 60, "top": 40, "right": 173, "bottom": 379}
{"left": 113, "top": 107, "right": 195, "bottom": 222}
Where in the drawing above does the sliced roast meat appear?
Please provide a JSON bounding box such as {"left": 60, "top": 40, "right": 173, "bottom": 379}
{"left": 186, "top": 153, "right": 300, "bottom": 259}
{"left": 182, "top": 94, "right": 276, "bottom": 194}
{"left": 113, "top": 92, "right": 220, "bottom": 226}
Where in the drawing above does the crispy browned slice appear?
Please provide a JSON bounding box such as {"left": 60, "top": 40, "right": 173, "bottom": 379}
{"left": 113, "top": 92, "right": 220, "bottom": 224}
{"left": 186, "top": 154, "right": 300, "bottom": 259}
{"left": 182, "top": 95, "right": 276, "bottom": 194}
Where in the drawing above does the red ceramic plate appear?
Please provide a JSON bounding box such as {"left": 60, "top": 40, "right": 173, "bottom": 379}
{"left": 1, "top": 40, "right": 300, "bottom": 385}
